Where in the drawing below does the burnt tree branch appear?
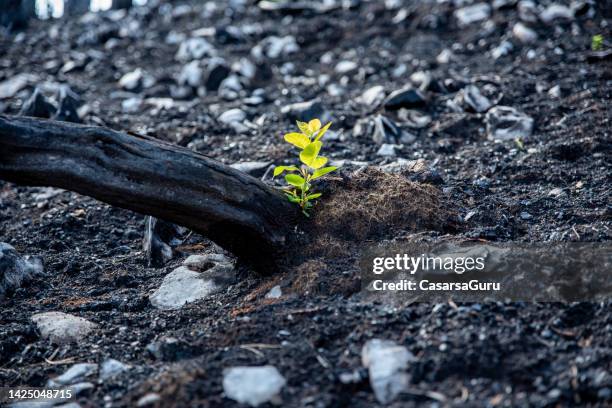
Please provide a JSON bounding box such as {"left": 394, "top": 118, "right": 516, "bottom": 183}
{"left": 0, "top": 115, "right": 298, "bottom": 269}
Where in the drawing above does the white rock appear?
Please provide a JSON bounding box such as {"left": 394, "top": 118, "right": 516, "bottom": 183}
{"left": 175, "top": 37, "right": 215, "bottom": 61}
{"left": 47, "top": 363, "right": 98, "bottom": 387}
{"left": 334, "top": 60, "right": 358, "bottom": 74}
{"left": 454, "top": 3, "right": 491, "bottom": 27}
{"left": 137, "top": 393, "right": 161, "bottom": 407}
{"left": 377, "top": 143, "right": 397, "bottom": 157}
{"left": 512, "top": 22, "right": 537, "bottom": 44}
{"left": 359, "top": 85, "right": 386, "bottom": 107}
{"left": 251, "top": 35, "right": 299, "bottom": 60}
{"left": 362, "top": 339, "right": 415, "bottom": 404}
{"left": 99, "top": 359, "right": 131, "bottom": 381}
{"left": 218, "top": 108, "right": 246, "bottom": 124}
{"left": 461, "top": 85, "right": 492, "bottom": 113}
{"left": 178, "top": 61, "right": 203, "bottom": 87}
{"left": 182, "top": 253, "right": 233, "bottom": 269}
{"left": 32, "top": 312, "right": 96, "bottom": 344}
{"left": 149, "top": 266, "right": 220, "bottom": 310}
{"left": 118, "top": 69, "right": 143, "bottom": 91}
{"left": 540, "top": 4, "right": 573, "bottom": 24}
{"left": 0, "top": 73, "right": 36, "bottom": 99}
{"left": 485, "top": 106, "right": 534, "bottom": 140}
{"left": 265, "top": 285, "right": 282, "bottom": 299}
{"left": 492, "top": 40, "right": 513, "bottom": 59}
{"left": 436, "top": 49, "right": 454, "bottom": 64}
{"left": 223, "top": 366, "right": 286, "bottom": 407}
{"left": 121, "top": 97, "right": 142, "bottom": 113}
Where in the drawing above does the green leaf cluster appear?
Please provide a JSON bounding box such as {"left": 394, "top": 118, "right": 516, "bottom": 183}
{"left": 273, "top": 119, "right": 338, "bottom": 216}
{"left": 591, "top": 34, "right": 604, "bottom": 51}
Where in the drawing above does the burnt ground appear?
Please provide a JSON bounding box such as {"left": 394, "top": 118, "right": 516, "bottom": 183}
{"left": 1, "top": 0, "right": 611, "bottom": 406}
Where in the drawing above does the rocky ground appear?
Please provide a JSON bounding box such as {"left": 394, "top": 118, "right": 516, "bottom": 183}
{"left": 1, "top": 0, "right": 611, "bottom": 407}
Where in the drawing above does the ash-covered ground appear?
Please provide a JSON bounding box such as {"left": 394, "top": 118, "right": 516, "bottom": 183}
{"left": 1, "top": 0, "right": 611, "bottom": 406}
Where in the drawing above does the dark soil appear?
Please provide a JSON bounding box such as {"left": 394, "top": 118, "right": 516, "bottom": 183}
{"left": 1, "top": 0, "right": 611, "bottom": 407}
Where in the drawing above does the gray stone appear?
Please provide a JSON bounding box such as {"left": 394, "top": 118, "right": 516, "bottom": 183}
{"left": 518, "top": 0, "right": 538, "bottom": 23}
{"left": 150, "top": 254, "right": 235, "bottom": 310}
{"left": 492, "top": 40, "right": 513, "bottom": 59}
{"left": 47, "top": 363, "right": 98, "bottom": 387}
{"left": 251, "top": 35, "right": 299, "bottom": 60}
{"left": 223, "top": 366, "right": 286, "bottom": 407}
{"left": 175, "top": 37, "right": 215, "bottom": 61}
{"left": 0, "top": 73, "right": 36, "bottom": 99}
{"left": 265, "top": 285, "right": 282, "bottom": 299}
{"left": 335, "top": 60, "right": 358, "bottom": 75}
{"left": 31, "top": 312, "right": 96, "bottom": 344}
{"left": 460, "top": 85, "right": 492, "bottom": 113}
{"left": 281, "top": 99, "right": 330, "bottom": 123}
{"left": 377, "top": 143, "right": 397, "bottom": 157}
{"left": 540, "top": 4, "right": 573, "bottom": 24}
{"left": 178, "top": 61, "right": 203, "bottom": 87}
{"left": 219, "top": 108, "right": 246, "bottom": 125}
{"left": 512, "top": 22, "right": 537, "bottom": 44}
{"left": 0, "top": 242, "right": 43, "bottom": 297}
{"left": 137, "top": 393, "right": 161, "bottom": 407}
{"left": 454, "top": 3, "right": 491, "bottom": 27}
{"left": 359, "top": 85, "right": 386, "bottom": 107}
{"left": 362, "top": 339, "right": 415, "bottom": 404}
{"left": 383, "top": 86, "right": 426, "bottom": 110}
{"left": 99, "top": 358, "right": 131, "bottom": 381}
{"left": 485, "top": 106, "right": 534, "bottom": 140}
{"left": 118, "top": 69, "right": 143, "bottom": 91}
{"left": 121, "top": 97, "right": 142, "bottom": 113}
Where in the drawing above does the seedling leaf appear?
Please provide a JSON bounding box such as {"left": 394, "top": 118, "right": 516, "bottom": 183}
{"left": 284, "top": 132, "right": 310, "bottom": 149}
{"left": 299, "top": 141, "right": 322, "bottom": 166}
{"left": 314, "top": 122, "right": 332, "bottom": 141}
{"left": 311, "top": 166, "right": 337, "bottom": 180}
{"left": 285, "top": 174, "right": 305, "bottom": 187}
{"left": 273, "top": 165, "right": 299, "bottom": 177}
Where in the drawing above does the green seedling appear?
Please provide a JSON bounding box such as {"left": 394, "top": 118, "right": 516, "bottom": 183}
{"left": 273, "top": 119, "right": 338, "bottom": 216}
{"left": 592, "top": 34, "right": 603, "bottom": 51}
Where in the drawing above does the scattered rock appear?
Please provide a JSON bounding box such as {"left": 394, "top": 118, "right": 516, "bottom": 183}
{"left": 99, "top": 359, "right": 131, "bottom": 381}
{"left": 383, "top": 86, "right": 427, "bottom": 110}
{"left": 335, "top": 60, "right": 358, "bottom": 75}
{"left": 176, "top": 37, "right": 215, "bottom": 61}
{"left": 454, "top": 3, "right": 491, "bottom": 27}
{"left": 31, "top": 312, "right": 97, "bottom": 344}
{"left": 178, "top": 61, "right": 203, "bottom": 87}
{"left": 458, "top": 85, "right": 493, "bottom": 113}
{"left": 362, "top": 339, "right": 415, "bottom": 404}
{"left": 223, "top": 366, "right": 286, "bottom": 407}
{"left": 485, "top": 106, "right": 534, "bottom": 140}
{"left": 512, "top": 22, "right": 537, "bottom": 44}
{"left": 373, "top": 115, "right": 415, "bottom": 145}
{"left": 230, "top": 161, "right": 271, "bottom": 177}
{"left": 265, "top": 285, "right": 282, "bottom": 299}
{"left": 540, "top": 4, "right": 574, "bottom": 24}
{"left": 397, "top": 109, "right": 431, "bottom": 128}
{"left": 119, "top": 69, "right": 143, "bottom": 91}
{"left": 149, "top": 254, "right": 235, "bottom": 310}
{"left": 492, "top": 40, "right": 513, "bottom": 59}
{"left": 121, "top": 97, "right": 143, "bottom": 113}
{"left": 146, "top": 336, "right": 199, "bottom": 361}
{"left": 281, "top": 99, "right": 330, "bottom": 123}
{"left": 0, "top": 73, "right": 36, "bottom": 99}
{"left": 0, "top": 242, "right": 43, "bottom": 297}
{"left": 359, "top": 85, "right": 386, "bottom": 107}
{"left": 518, "top": 0, "right": 538, "bottom": 23}
{"left": 137, "top": 393, "right": 161, "bottom": 407}
{"left": 47, "top": 363, "right": 98, "bottom": 387}
{"left": 19, "top": 87, "right": 54, "bottom": 118}
{"left": 377, "top": 143, "right": 397, "bottom": 157}
{"left": 143, "top": 216, "right": 186, "bottom": 268}
{"left": 218, "top": 108, "right": 246, "bottom": 125}
{"left": 251, "top": 35, "right": 299, "bottom": 60}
